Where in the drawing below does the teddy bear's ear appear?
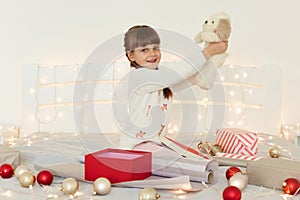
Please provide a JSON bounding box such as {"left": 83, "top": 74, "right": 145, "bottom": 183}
{"left": 216, "top": 19, "right": 231, "bottom": 41}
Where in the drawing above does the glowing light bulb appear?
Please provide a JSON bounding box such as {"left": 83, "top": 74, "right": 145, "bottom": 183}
{"left": 174, "top": 125, "right": 178, "bottom": 132}
{"left": 234, "top": 74, "right": 240, "bottom": 79}
{"left": 2, "top": 190, "right": 13, "bottom": 197}
{"left": 26, "top": 139, "right": 32, "bottom": 146}
{"left": 56, "top": 97, "right": 62, "bottom": 102}
{"left": 29, "top": 88, "right": 35, "bottom": 94}
{"left": 58, "top": 112, "right": 63, "bottom": 118}
{"left": 268, "top": 136, "right": 273, "bottom": 140}
{"left": 73, "top": 65, "right": 79, "bottom": 72}
{"left": 178, "top": 195, "right": 186, "bottom": 199}
{"left": 173, "top": 189, "right": 186, "bottom": 194}
{"left": 229, "top": 91, "right": 235, "bottom": 96}
{"left": 236, "top": 107, "right": 242, "bottom": 114}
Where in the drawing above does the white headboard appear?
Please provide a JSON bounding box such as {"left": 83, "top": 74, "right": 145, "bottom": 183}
{"left": 21, "top": 56, "right": 281, "bottom": 137}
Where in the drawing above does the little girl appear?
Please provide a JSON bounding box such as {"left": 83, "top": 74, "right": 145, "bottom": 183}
{"left": 118, "top": 25, "right": 228, "bottom": 149}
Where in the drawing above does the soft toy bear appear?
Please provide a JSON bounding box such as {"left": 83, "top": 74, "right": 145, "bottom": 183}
{"left": 195, "top": 12, "right": 231, "bottom": 68}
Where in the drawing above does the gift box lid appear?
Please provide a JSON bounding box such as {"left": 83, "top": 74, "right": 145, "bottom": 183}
{"left": 84, "top": 148, "right": 152, "bottom": 183}
{"left": 89, "top": 148, "right": 151, "bottom": 172}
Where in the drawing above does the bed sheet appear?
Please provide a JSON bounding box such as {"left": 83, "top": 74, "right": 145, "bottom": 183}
{"left": 0, "top": 132, "right": 299, "bottom": 200}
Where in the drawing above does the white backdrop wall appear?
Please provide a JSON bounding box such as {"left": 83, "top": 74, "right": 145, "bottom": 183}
{"left": 1, "top": 0, "right": 300, "bottom": 127}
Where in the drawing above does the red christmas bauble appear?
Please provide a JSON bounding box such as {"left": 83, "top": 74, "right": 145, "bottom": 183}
{"left": 0, "top": 164, "right": 14, "bottom": 179}
{"left": 226, "top": 166, "right": 241, "bottom": 180}
{"left": 222, "top": 186, "right": 242, "bottom": 200}
{"left": 37, "top": 170, "right": 53, "bottom": 186}
{"left": 282, "top": 178, "right": 300, "bottom": 195}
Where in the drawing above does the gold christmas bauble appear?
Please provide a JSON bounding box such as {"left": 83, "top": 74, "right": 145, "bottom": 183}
{"left": 228, "top": 172, "right": 249, "bottom": 191}
{"left": 19, "top": 171, "right": 36, "bottom": 188}
{"left": 211, "top": 144, "right": 222, "bottom": 156}
{"left": 139, "top": 188, "right": 160, "bottom": 200}
{"left": 93, "top": 177, "right": 111, "bottom": 195}
{"left": 269, "top": 146, "right": 282, "bottom": 158}
{"left": 14, "top": 165, "right": 30, "bottom": 179}
{"left": 197, "top": 141, "right": 212, "bottom": 154}
{"left": 61, "top": 178, "right": 79, "bottom": 195}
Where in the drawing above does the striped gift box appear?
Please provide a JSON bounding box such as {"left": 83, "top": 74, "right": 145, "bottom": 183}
{"left": 215, "top": 128, "right": 258, "bottom": 156}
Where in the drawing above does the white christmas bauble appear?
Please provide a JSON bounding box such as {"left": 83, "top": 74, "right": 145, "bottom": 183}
{"left": 19, "top": 171, "right": 36, "bottom": 188}
{"left": 228, "top": 172, "right": 248, "bottom": 191}
{"left": 93, "top": 177, "right": 111, "bottom": 195}
{"left": 139, "top": 188, "right": 160, "bottom": 200}
{"left": 14, "top": 165, "right": 30, "bottom": 179}
{"left": 61, "top": 178, "right": 79, "bottom": 195}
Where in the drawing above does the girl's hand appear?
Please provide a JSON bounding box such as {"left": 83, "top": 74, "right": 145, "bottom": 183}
{"left": 202, "top": 41, "right": 228, "bottom": 59}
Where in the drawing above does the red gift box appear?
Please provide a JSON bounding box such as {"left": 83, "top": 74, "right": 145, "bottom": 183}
{"left": 84, "top": 148, "right": 152, "bottom": 183}
{"left": 215, "top": 128, "right": 258, "bottom": 156}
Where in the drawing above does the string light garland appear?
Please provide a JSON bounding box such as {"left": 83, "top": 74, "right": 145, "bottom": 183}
{"left": 0, "top": 125, "right": 19, "bottom": 146}
{"left": 35, "top": 65, "right": 58, "bottom": 131}
{"left": 280, "top": 123, "right": 300, "bottom": 146}
{"left": 26, "top": 61, "right": 267, "bottom": 135}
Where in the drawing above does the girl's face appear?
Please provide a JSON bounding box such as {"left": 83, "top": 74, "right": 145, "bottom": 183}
{"left": 127, "top": 44, "right": 161, "bottom": 70}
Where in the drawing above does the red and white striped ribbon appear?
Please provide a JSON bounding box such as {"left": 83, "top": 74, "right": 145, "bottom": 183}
{"left": 159, "top": 136, "right": 210, "bottom": 160}
{"left": 215, "top": 152, "right": 264, "bottom": 161}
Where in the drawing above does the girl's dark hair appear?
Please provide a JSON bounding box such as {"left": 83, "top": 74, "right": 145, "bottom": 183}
{"left": 124, "top": 25, "right": 173, "bottom": 99}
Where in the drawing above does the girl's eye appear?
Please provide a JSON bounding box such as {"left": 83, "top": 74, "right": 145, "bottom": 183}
{"left": 154, "top": 46, "right": 160, "bottom": 50}
{"left": 141, "top": 48, "right": 147, "bottom": 52}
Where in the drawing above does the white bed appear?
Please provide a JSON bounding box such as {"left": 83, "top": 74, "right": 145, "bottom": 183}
{"left": 0, "top": 131, "right": 299, "bottom": 199}
{"left": 1, "top": 58, "right": 298, "bottom": 199}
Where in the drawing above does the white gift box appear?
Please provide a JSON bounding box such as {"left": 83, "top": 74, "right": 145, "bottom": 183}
{"left": 0, "top": 145, "right": 21, "bottom": 167}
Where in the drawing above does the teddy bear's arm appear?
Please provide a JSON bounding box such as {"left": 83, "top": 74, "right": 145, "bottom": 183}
{"left": 194, "top": 32, "right": 204, "bottom": 44}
